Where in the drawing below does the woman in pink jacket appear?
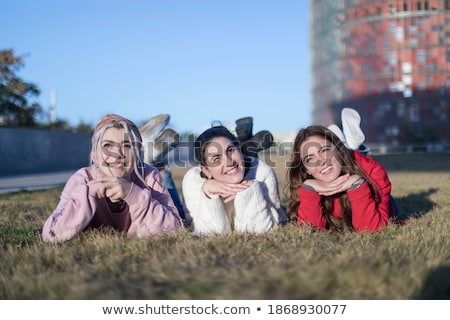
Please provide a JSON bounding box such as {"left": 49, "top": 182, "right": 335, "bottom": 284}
{"left": 42, "top": 114, "right": 182, "bottom": 243}
{"left": 286, "top": 125, "right": 401, "bottom": 232}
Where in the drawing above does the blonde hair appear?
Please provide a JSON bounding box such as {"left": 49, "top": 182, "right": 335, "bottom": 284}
{"left": 90, "top": 114, "right": 147, "bottom": 187}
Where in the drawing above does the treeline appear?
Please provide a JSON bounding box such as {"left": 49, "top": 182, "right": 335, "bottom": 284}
{"left": 0, "top": 49, "right": 92, "bottom": 133}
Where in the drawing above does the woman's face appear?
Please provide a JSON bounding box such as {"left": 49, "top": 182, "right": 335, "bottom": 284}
{"left": 94, "top": 127, "right": 135, "bottom": 179}
{"left": 300, "top": 135, "right": 342, "bottom": 183}
{"left": 200, "top": 136, "right": 245, "bottom": 184}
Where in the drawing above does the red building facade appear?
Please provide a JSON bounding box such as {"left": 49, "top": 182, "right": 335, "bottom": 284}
{"left": 311, "top": 0, "right": 450, "bottom": 144}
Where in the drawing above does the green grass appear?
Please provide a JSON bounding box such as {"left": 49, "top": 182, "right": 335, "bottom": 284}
{"left": 0, "top": 153, "right": 449, "bottom": 299}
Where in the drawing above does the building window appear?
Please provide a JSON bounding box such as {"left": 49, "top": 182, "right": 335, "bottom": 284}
{"left": 384, "top": 36, "right": 390, "bottom": 49}
{"left": 403, "top": 88, "right": 412, "bottom": 97}
{"left": 424, "top": 1, "right": 429, "bottom": 10}
{"left": 386, "top": 126, "right": 399, "bottom": 136}
{"left": 403, "top": 3, "right": 409, "bottom": 11}
{"left": 403, "top": 62, "right": 412, "bottom": 73}
{"left": 417, "top": 51, "right": 426, "bottom": 63}
{"left": 396, "top": 26, "right": 404, "bottom": 41}
{"left": 417, "top": 2, "right": 422, "bottom": 10}
{"left": 361, "top": 62, "right": 368, "bottom": 74}
{"left": 385, "top": 52, "right": 397, "bottom": 65}
{"left": 403, "top": 75, "right": 413, "bottom": 85}
{"left": 425, "top": 63, "right": 436, "bottom": 71}
{"left": 410, "top": 104, "right": 420, "bottom": 122}
{"left": 397, "top": 102, "right": 405, "bottom": 117}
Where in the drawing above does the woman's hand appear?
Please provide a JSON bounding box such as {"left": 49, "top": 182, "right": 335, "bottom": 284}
{"left": 202, "top": 180, "right": 252, "bottom": 203}
{"left": 303, "top": 174, "right": 363, "bottom": 196}
{"left": 89, "top": 176, "right": 132, "bottom": 203}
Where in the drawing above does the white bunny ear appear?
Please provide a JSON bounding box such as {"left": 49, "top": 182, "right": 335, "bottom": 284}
{"left": 139, "top": 114, "right": 171, "bottom": 163}
{"left": 341, "top": 107, "right": 365, "bottom": 150}
{"left": 328, "top": 124, "right": 349, "bottom": 147}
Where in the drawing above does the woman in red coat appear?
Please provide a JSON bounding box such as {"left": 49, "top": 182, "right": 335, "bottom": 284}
{"left": 286, "top": 125, "right": 401, "bottom": 232}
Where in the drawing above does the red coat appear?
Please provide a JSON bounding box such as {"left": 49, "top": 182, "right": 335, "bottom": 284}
{"left": 297, "top": 151, "right": 397, "bottom": 232}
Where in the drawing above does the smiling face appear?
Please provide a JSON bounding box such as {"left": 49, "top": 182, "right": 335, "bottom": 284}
{"left": 200, "top": 136, "right": 245, "bottom": 184}
{"left": 300, "top": 135, "right": 342, "bottom": 183}
{"left": 94, "top": 127, "right": 135, "bottom": 179}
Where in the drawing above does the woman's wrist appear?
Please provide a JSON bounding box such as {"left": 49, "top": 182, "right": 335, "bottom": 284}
{"left": 302, "top": 184, "right": 315, "bottom": 191}
{"left": 202, "top": 182, "right": 212, "bottom": 198}
{"left": 349, "top": 178, "right": 365, "bottom": 190}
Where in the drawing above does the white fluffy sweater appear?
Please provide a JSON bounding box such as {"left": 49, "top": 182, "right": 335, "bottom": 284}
{"left": 182, "top": 157, "right": 287, "bottom": 236}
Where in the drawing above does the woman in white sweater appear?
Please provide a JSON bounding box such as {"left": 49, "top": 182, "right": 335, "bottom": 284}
{"left": 182, "top": 125, "right": 286, "bottom": 236}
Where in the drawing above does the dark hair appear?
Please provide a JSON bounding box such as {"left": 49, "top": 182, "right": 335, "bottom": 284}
{"left": 285, "top": 125, "right": 378, "bottom": 231}
{"left": 194, "top": 125, "right": 239, "bottom": 165}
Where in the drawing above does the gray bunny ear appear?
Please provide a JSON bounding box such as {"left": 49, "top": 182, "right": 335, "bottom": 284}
{"left": 139, "top": 114, "right": 171, "bottom": 164}
{"left": 139, "top": 114, "right": 170, "bottom": 144}
{"left": 235, "top": 116, "right": 253, "bottom": 142}
{"left": 240, "top": 130, "right": 273, "bottom": 158}
{"left": 151, "top": 128, "right": 180, "bottom": 166}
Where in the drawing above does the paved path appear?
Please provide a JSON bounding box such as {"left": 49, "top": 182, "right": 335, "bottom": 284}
{"left": 0, "top": 170, "right": 75, "bottom": 195}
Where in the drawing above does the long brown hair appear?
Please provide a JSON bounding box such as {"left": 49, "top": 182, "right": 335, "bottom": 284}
{"left": 285, "top": 125, "right": 378, "bottom": 231}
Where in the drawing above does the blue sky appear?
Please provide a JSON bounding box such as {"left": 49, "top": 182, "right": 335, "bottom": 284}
{"left": 1, "top": 0, "right": 311, "bottom": 135}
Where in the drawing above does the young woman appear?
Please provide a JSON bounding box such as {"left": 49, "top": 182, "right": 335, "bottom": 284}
{"left": 182, "top": 125, "right": 286, "bottom": 236}
{"left": 286, "top": 125, "right": 401, "bottom": 232}
{"left": 42, "top": 114, "right": 182, "bottom": 243}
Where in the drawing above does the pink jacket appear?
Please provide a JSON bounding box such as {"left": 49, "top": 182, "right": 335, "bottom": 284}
{"left": 42, "top": 164, "right": 182, "bottom": 242}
